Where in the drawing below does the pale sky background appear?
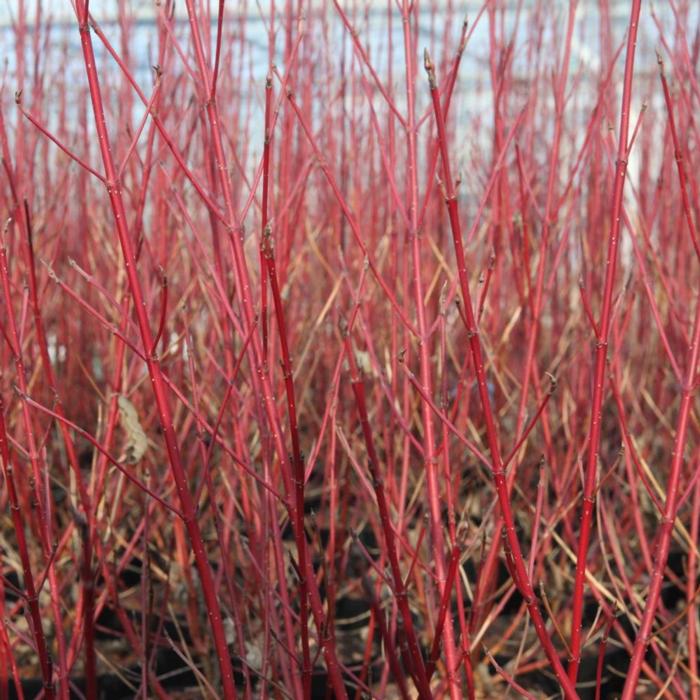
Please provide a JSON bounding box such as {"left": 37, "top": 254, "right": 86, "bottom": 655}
{"left": 0, "top": 0, "right": 457, "bottom": 25}
{"left": 0, "top": 1, "right": 636, "bottom": 27}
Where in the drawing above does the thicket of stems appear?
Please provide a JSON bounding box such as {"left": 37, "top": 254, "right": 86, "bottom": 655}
{"left": 0, "top": 1, "right": 699, "bottom": 698}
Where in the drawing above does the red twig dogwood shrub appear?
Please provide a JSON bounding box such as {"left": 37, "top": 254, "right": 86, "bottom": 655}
{"left": 0, "top": 1, "right": 699, "bottom": 698}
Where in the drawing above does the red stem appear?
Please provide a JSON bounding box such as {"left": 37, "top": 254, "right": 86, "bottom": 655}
{"left": 261, "top": 227, "right": 312, "bottom": 698}
{"left": 569, "top": 1, "right": 642, "bottom": 683}
{"left": 343, "top": 330, "right": 432, "bottom": 699}
{"left": 425, "top": 51, "right": 579, "bottom": 699}
{"left": 72, "top": 4, "right": 237, "bottom": 695}
{"left": 0, "top": 397, "right": 54, "bottom": 699}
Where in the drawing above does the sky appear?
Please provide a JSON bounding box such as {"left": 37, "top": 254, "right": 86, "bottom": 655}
{"left": 0, "top": 0, "right": 636, "bottom": 29}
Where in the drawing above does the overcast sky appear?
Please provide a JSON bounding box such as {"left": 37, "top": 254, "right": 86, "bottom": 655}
{"left": 0, "top": 1, "right": 434, "bottom": 26}
{"left": 0, "top": 1, "right": 632, "bottom": 28}
{"left": 2, "top": 1, "right": 185, "bottom": 25}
